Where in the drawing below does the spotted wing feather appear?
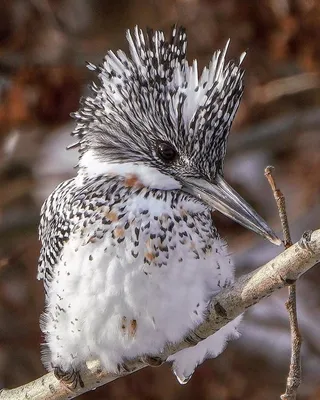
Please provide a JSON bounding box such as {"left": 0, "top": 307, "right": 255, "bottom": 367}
{"left": 38, "top": 179, "right": 76, "bottom": 294}
{"left": 38, "top": 176, "right": 129, "bottom": 294}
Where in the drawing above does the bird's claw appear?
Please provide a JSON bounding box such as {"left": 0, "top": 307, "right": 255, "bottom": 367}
{"left": 54, "top": 366, "right": 84, "bottom": 390}
{"left": 140, "top": 355, "right": 164, "bottom": 367}
{"left": 299, "top": 230, "right": 314, "bottom": 253}
{"left": 116, "top": 362, "right": 135, "bottom": 374}
{"left": 185, "top": 330, "right": 203, "bottom": 346}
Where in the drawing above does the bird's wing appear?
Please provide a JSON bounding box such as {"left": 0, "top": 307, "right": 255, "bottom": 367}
{"left": 38, "top": 178, "right": 77, "bottom": 295}
{"left": 38, "top": 175, "right": 119, "bottom": 295}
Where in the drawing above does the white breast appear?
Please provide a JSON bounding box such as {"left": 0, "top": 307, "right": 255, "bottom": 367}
{"left": 41, "top": 189, "right": 236, "bottom": 377}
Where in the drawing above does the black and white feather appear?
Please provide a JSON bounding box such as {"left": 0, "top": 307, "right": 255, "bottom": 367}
{"left": 38, "top": 26, "right": 245, "bottom": 385}
{"left": 71, "top": 26, "right": 245, "bottom": 180}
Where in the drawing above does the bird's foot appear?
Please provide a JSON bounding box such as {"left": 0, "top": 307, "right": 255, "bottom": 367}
{"left": 299, "top": 230, "right": 314, "bottom": 253}
{"left": 54, "top": 366, "right": 84, "bottom": 390}
{"left": 140, "top": 355, "right": 164, "bottom": 367}
{"left": 184, "top": 330, "right": 203, "bottom": 346}
{"left": 116, "top": 361, "right": 136, "bottom": 374}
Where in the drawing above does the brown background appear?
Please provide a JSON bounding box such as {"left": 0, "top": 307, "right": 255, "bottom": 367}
{"left": 0, "top": 1, "right": 320, "bottom": 399}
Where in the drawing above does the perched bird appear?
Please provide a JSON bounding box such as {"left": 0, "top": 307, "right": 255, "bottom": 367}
{"left": 38, "top": 26, "right": 280, "bottom": 387}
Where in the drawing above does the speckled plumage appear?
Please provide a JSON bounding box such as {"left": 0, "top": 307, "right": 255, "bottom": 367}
{"left": 39, "top": 174, "right": 240, "bottom": 383}
{"left": 38, "top": 26, "right": 247, "bottom": 385}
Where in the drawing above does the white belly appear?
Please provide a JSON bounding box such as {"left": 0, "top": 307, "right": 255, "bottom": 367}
{"left": 41, "top": 197, "right": 237, "bottom": 380}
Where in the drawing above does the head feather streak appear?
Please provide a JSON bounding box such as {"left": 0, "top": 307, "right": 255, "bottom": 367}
{"left": 71, "top": 26, "right": 245, "bottom": 179}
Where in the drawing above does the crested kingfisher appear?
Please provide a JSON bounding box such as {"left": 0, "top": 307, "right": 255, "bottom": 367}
{"left": 38, "top": 26, "right": 280, "bottom": 386}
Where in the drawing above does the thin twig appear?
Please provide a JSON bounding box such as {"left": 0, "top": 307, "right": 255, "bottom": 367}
{"left": 264, "top": 166, "right": 302, "bottom": 400}
{"left": 1, "top": 229, "right": 320, "bottom": 400}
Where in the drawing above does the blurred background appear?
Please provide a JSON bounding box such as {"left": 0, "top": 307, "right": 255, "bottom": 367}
{"left": 0, "top": 0, "right": 320, "bottom": 399}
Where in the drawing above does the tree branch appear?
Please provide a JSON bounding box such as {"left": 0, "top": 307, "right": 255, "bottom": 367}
{"left": 1, "top": 229, "right": 320, "bottom": 400}
{"left": 264, "top": 166, "right": 302, "bottom": 400}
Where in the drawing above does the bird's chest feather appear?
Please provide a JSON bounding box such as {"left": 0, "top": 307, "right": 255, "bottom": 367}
{"left": 47, "top": 188, "right": 234, "bottom": 358}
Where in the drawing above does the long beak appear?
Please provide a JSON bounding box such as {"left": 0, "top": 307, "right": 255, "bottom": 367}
{"left": 182, "top": 174, "right": 281, "bottom": 245}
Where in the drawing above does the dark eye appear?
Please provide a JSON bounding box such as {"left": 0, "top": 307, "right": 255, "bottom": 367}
{"left": 156, "top": 142, "right": 178, "bottom": 163}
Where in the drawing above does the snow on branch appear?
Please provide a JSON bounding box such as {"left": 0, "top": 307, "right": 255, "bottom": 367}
{"left": 1, "top": 229, "right": 319, "bottom": 400}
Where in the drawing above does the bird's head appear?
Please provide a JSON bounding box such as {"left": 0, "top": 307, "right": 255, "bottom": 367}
{"left": 70, "top": 26, "right": 280, "bottom": 245}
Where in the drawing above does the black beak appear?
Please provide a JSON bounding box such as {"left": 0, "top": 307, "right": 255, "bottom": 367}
{"left": 182, "top": 174, "right": 281, "bottom": 245}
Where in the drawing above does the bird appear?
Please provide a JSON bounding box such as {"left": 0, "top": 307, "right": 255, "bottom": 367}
{"left": 37, "top": 26, "right": 280, "bottom": 387}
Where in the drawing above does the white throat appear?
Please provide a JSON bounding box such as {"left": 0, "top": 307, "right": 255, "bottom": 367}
{"left": 78, "top": 150, "right": 182, "bottom": 190}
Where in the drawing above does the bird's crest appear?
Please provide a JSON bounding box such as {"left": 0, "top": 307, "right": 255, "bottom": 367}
{"left": 70, "top": 26, "right": 245, "bottom": 178}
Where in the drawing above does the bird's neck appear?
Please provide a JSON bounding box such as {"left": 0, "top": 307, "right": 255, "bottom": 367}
{"left": 77, "top": 149, "right": 181, "bottom": 190}
{"left": 76, "top": 150, "right": 207, "bottom": 215}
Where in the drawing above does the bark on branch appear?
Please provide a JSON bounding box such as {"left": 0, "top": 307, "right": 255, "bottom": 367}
{"left": 1, "top": 229, "right": 320, "bottom": 400}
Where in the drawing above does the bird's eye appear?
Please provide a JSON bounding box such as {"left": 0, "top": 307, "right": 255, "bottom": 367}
{"left": 156, "top": 142, "right": 178, "bottom": 163}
